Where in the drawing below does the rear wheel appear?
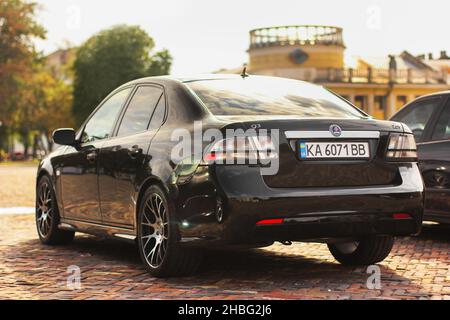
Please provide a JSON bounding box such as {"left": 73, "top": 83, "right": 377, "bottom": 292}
{"left": 137, "top": 185, "right": 202, "bottom": 277}
{"left": 36, "top": 176, "right": 74, "bottom": 245}
{"left": 327, "top": 235, "right": 394, "bottom": 265}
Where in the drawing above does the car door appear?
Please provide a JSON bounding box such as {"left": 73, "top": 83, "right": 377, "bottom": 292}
{"left": 418, "top": 96, "right": 450, "bottom": 221}
{"left": 97, "top": 85, "right": 166, "bottom": 227}
{"left": 60, "top": 87, "right": 133, "bottom": 222}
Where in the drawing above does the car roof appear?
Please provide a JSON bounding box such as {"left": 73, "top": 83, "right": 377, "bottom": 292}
{"left": 121, "top": 74, "right": 241, "bottom": 86}
{"left": 167, "top": 74, "right": 246, "bottom": 83}
{"left": 413, "top": 90, "right": 450, "bottom": 100}
{"left": 124, "top": 74, "right": 316, "bottom": 86}
{"left": 390, "top": 90, "right": 450, "bottom": 120}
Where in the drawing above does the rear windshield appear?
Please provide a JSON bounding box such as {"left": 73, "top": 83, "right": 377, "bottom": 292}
{"left": 186, "top": 77, "right": 366, "bottom": 118}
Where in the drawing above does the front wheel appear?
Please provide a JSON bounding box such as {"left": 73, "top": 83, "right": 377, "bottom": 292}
{"left": 327, "top": 235, "right": 394, "bottom": 265}
{"left": 36, "top": 176, "right": 75, "bottom": 245}
{"left": 137, "top": 185, "right": 202, "bottom": 277}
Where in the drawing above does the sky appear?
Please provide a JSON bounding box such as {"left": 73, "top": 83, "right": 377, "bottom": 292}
{"left": 34, "top": 0, "right": 450, "bottom": 75}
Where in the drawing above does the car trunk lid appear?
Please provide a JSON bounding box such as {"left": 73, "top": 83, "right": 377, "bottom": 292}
{"left": 216, "top": 116, "right": 404, "bottom": 188}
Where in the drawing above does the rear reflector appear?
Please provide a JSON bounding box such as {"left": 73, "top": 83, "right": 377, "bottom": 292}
{"left": 256, "top": 219, "right": 284, "bottom": 225}
{"left": 393, "top": 213, "right": 411, "bottom": 219}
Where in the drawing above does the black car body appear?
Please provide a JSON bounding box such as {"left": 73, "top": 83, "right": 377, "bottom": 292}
{"left": 36, "top": 75, "right": 424, "bottom": 276}
{"left": 391, "top": 91, "right": 450, "bottom": 224}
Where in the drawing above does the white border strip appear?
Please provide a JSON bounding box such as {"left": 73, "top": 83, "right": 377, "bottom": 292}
{"left": 0, "top": 207, "right": 34, "bottom": 215}
{"left": 285, "top": 131, "right": 380, "bottom": 139}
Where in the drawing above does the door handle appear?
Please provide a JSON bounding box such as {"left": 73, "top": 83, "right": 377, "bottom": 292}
{"left": 128, "top": 145, "right": 143, "bottom": 158}
{"left": 86, "top": 151, "right": 98, "bottom": 162}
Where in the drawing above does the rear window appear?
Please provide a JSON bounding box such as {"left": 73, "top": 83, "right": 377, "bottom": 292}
{"left": 185, "top": 77, "right": 366, "bottom": 118}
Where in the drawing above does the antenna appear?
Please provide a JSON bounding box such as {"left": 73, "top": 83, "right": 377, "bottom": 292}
{"left": 240, "top": 64, "right": 249, "bottom": 79}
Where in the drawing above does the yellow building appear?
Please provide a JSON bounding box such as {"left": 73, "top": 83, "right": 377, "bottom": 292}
{"left": 242, "top": 25, "right": 450, "bottom": 119}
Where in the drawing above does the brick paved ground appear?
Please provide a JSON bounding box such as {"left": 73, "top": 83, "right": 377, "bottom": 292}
{"left": 0, "top": 214, "right": 449, "bottom": 300}
{"left": 0, "top": 165, "right": 449, "bottom": 300}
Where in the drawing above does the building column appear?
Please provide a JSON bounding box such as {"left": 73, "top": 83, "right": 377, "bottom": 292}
{"left": 407, "top": 94, "right": 415, "bottom": 104}
{"left": 386, "top": 93, "right": 396, "bottom": 119}
{"left": 367, "top": 94, "right": 375, "bottom": 116}
{"left": 348, "top": 94, "right": 355, "bottom": 104}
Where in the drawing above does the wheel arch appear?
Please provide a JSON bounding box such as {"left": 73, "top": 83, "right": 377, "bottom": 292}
{"left": 36, "top": 168, "right": 51, "bottom": 185}
{"left": 135, "top": 176, "right": 171, "bottom": 225}
{"left": 36, "top": 160, "right": 60, "bottom": 210}
{"left": 36, "top": 157, "right": 56, "bottom": 186}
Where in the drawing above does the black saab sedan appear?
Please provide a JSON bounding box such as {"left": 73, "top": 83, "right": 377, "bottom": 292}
{"left": 36, "top": 75, "right": 424, "bottom": 277}
{"left": 391, "top": 91, "right": 450, "bottom": 224}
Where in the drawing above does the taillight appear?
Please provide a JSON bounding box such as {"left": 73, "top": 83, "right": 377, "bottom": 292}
{"left": 203, "top": 136, "right": 278, "bottom": 165}
{"left": 386, "top": 133, "right": 417, "bottom": 161}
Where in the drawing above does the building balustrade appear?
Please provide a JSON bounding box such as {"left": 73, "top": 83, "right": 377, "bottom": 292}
{"left": 313, "top": 68, "right": 447, "bottom": 85}
{"left": 250, "top": 25, "right": 345, "bottom": 49}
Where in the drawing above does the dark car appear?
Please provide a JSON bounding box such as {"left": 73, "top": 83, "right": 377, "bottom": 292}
{"left": 36, "top": 75, "right": 424, "bottom": 277}
{"left": 391, "top": 91, "right": 450, "bottom": 224}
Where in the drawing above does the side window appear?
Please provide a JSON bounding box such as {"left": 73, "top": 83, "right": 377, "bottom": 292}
{"left": 148, "top": 94, "right": 166, "bottom": 130}
{"left": 82, "top": 88, "right": 132, "bottom": 143}
{"left": 394, "top": 98, "right": 441, "bottom": 142}
{"left": 117, "top": 86, "right": 163, "bottom": 137}
{"left": 432, "top": 100, "right": 450, "bottom": 141}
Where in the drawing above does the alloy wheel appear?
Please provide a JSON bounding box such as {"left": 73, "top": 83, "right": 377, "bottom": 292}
{"left": 36, "top": 182, "right": 53, "bottom": 238}
{"left": 140, "top": 193, "right": 169, "bottom": 269}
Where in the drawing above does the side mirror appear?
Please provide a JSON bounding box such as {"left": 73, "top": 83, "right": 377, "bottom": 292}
{"left": 53, "top": 128, "right": 77, "bottom": 146}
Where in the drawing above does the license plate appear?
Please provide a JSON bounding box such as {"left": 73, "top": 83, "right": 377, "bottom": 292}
{"left": 299, "top": 142, "right": 370, "bottom": 159}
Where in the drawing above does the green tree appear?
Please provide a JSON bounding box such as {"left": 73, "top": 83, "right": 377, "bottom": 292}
{"left": 14, "top": 65, "right": 74, "bottom": 156}
{"left": 0, "top": 0, "right": 45, "bottom": 152}
{"left": 148, "top": 49, "right": 173, "bottom": 76}
{"left": 72, "top": 25, "right": 172, "bottom": 125}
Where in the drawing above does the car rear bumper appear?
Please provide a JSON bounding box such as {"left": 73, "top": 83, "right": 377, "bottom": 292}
{"left": 253, "top": 213, "right": 419, "bottom": 242}
{"left": 175, "top": 163, "right": 424, "bottom": 246}
{"left": 424, "top": 212, "right": 450, "bottom": 224}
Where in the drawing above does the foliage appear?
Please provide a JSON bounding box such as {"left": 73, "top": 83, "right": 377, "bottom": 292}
{"left": 0, "top": 4, "right": 172, "bottom": 157}
{"left": 148, "top": 49, "right": 173, "bottom": 76}
{"left": 0, "top": 0, "right": 73, "bottom": 157}
{"left": 0, "top": 149, "right": 7, "bottom": 162}
{"left": 13, "top": 65, "right": 74, "bottom": 144}
{"left": 72, "top": 25, "right": 172, "bottom": 125}
{"left": 0, "top": 0, "right": 46, "bottom": 126}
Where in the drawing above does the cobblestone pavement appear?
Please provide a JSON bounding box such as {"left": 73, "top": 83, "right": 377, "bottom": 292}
{"left": 0, "top": 214, "right": 449, "bottom": 300}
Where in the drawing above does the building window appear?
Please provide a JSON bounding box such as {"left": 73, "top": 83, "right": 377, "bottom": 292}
{"left": 396, "top": 95, "right": 407, "bottom": 109}
{"left": 354, "top": 96, "right": 367, "bottom": 111}
{"left": 375, "top": 96, "right": 385, "bottom": 111}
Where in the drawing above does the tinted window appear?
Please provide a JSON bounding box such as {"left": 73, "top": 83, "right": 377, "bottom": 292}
{"left": 432, "top": 100, "right": 450, "bottom": 141}
{"left": 117, "top": 86, "right": 163, "bottom": 137}
{"left": 148, "top": 94, "right": 166, "bottom": 130}
{"left": 82, "top": 88, "right": 132, "bottom": 143}
{"left": 394, "top": 98, "right": 440, "bottom": 142}
{"left": 186, "top": 77, "right": 365, "bottom": 118}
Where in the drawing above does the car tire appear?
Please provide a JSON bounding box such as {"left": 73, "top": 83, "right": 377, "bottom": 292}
{"left": 36, "top": 176, "right": 75, "bottom": 245}
{"left": 137, "top": 185, "right": 202, "bottom": 277}
{"left": 327, "top": 235, "right": 394, "bottom": 265}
